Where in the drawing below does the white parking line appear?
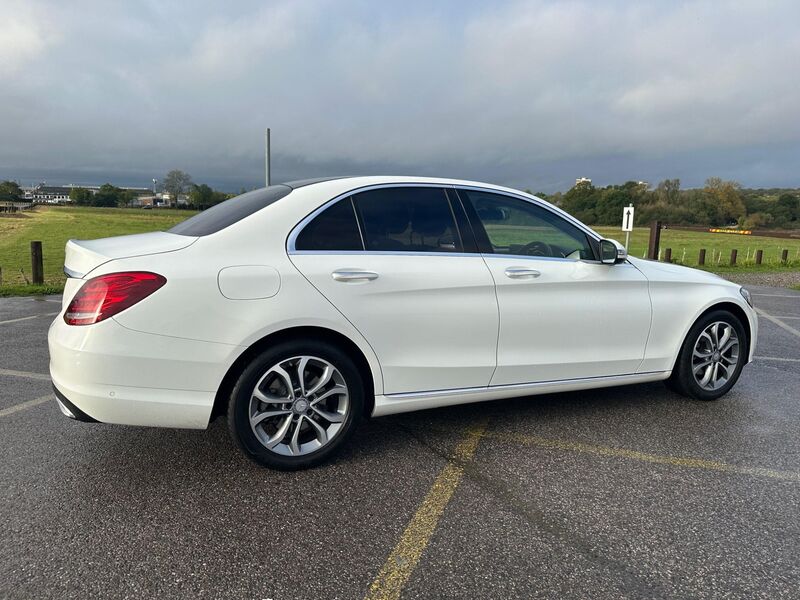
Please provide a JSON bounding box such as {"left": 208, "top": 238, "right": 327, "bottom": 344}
{"left": 0, "top": 312, "right": 59, "bottom": 326}
{"left": 0, "top": 315, "right": 39, "bottom": 325}
{"left": 0, "top": 394, "right": 53, "bottom": 418}
{"left": 755, "top": 356, "right": 800, "bottom": 363}
{"left": 0, "top": 368, "right": 50, "bottom": 381}
{"left": 756, "top": 308, "right": 800, "bottom": 339}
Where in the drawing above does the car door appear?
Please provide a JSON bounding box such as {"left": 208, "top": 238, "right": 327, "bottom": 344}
{"left": 288, "top": 185, "right": 499, "bottom": 395}
{"left": 456, "top": 188, "right": 652, "bottom": 386}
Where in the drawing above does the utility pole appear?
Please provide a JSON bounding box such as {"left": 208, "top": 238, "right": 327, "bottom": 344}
{"left": 265, "top": 128, "right": 271, "bottom": 187}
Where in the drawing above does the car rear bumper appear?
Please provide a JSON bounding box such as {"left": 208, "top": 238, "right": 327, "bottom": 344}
{"left": 48, "top": 315, "right": 240, "bottom": 429}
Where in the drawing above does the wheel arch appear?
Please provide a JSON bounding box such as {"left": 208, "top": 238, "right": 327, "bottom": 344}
{"left": 671, "top": 300, "right": 752, "bottom": 372}
{"left": 210, "top": 326, "right": 377, "bottom": 421}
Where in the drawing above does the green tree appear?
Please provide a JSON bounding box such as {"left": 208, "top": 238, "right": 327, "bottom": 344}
{"left": 189, "top": 184, "right": 231, "bottom": 208}
{"left": 69, "top": 187, "right": 93, "bottom": 205}
{"left": 703, "top": 177, "right": 746, "bottom": 225}
{"left": 654, "top": 179, "right": 680, "bottom": 205}
{"left": 119, "top": 189, "right": 141, "bottom": 207}
{"left": 0, "top": 180, "right": 22, "bottom": 201}
{"left": 188, "top": 183, "right": 214, "bottom": 207}
{"left": 93, "top": 183, "right": 123, "bottom": 207}
{"left": 773, "top": 193, "right": 799, "bottom": 226}
{"left": 163, "top": 170, "right": 193, "bottom": 205}
{"left": 561, "top": 181, "right": 600, "bottom": 224}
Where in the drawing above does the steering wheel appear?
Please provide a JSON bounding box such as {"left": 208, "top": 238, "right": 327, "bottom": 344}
{"left": 519, "top": 240, "right": 553, "bottom": 257}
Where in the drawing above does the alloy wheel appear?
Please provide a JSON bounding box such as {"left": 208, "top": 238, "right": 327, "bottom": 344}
{"left": 249, "top": 355, "right": 349, "bottom": 456}
{"left": 691, "top": 321, "right": 740, "bottom": 391}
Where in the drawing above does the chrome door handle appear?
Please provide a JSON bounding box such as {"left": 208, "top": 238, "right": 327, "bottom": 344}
{"left": 331, "top": 270, "right": 379, "bottom": 282}
{"left": 504, "top": 266, "right": 541, "bottom": 279}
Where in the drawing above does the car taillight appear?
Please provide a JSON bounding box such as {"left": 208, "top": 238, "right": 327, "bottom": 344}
{"left": 64, "top": 272, "right": 166, "bottom": 326}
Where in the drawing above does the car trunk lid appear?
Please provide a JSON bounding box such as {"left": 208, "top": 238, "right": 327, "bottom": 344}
{"left": 64, "top": 232, "right": 198, "bottom": 279}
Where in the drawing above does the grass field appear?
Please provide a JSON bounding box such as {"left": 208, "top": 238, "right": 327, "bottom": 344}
{"left": 594, "top": 226, "right": 800, "bottom": 269}
{"left": 0, "top": 206, "right": 195, "bottom": 290}
{"left": 1, "top": 206, "right": 799, "bottom": 296}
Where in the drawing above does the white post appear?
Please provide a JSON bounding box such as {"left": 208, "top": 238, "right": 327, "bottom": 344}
{"left": 265, "top": 128, "right": 271, "bottom": 187}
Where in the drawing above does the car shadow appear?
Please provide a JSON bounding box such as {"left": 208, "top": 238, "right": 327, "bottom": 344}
{"left": 58, "top": 381, "right": 704, "bottom": 478}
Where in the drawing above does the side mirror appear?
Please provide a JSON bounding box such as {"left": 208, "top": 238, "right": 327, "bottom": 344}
{"left": 599, "top": 239, "right": 627, "bottom": 264}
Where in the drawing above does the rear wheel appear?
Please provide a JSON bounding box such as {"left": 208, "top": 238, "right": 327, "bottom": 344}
{"left": 228, "top": 340, "right": 364, "bottom": 470}
{"left": 667, "top": 309, "right": 747, "bottom": 401}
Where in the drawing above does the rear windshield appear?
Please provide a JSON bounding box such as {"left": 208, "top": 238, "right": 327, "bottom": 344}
{"left": 169, "top": 185, "right": 292, "bottom": 236}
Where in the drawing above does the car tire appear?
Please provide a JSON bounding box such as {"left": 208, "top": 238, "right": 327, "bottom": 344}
{"left": 228, "top": 340, "right": 364, "bottom": 470}
{"left": 667, "top": 309, "right": 748, "bottom": 401}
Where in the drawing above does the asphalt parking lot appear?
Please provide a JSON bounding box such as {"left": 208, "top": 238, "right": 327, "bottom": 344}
{"left": 1, "top": 286, "right": 799, "bottom": 599}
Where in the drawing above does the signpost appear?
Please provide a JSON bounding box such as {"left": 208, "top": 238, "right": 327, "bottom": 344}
{"left": 621, "top": 203, "right": 634, "bottom": 249}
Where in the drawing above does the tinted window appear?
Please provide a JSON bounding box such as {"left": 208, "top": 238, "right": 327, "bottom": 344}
{"left": 169, "top": 185, "right": 292, "bottom": 236}
{"left": 461, "top": 190, "right": 594, "bottom": 260}
{"left": 354, "top": 187, "right": 463, "bottom": 253}
{"left": 295, "top": 198, "right": 363, "bottom": 251}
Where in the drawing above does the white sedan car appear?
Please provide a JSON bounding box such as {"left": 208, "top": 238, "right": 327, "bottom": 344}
{"left": 49, "top": 176, "right": 757, "bottom": 469}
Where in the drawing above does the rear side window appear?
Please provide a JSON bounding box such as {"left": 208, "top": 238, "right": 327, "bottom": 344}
{"left": 169, "top": 185, "right": 292, "bottom": 236}
{"left": 353, "top": 187, "right": 463, "bottom": 253}
{"left": 295, "top": 198, "right": 363, "bottom": 251}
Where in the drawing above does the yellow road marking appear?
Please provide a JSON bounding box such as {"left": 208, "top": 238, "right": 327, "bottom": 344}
{"left": 0, "top": 394, "right": 54, "bottom": 418}
{"left": 755, "top": 355, "right": 800, "bottom": 363}
{"left": 0, "top": 368, "right": 51, "bottom": 381}
{"left": 756, "top": 308, "right": 800, "bottom": 339}
{"left": 488, "top": 432, "right": 800, "bottom": 483}
{"left": 364, "top": 421, "right": 488, "bottom": 600}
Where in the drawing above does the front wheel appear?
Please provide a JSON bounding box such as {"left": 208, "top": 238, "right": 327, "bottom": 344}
{"left": 667, "top": 309, "right": 748, "bottom": 401}
{"left": 228, "top": 340, "right": 364, "bottom": 470}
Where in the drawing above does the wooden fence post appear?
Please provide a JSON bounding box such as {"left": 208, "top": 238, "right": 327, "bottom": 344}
{"left": 647, "top": 221, "right": 662, "bottom": 260}
{"left": 730, "top": 249, "right": 737, "bottom": 266}
{"left": 755, "top": 250, "right": 763, "bottom": 265}
{"left": 664, "top": 248, "right": 672, "bottom": 263}
{"left": 30, "top": 241, "right": 44, "bottom": 285}
{"left": 781, "top": 249, "right": 789, "bottom": 264}
{"left": 698, "top": 249, "right": 706, "bottom": 265}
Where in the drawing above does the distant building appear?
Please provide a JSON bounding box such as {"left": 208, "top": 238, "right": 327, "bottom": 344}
{"left": 23, "top": 183, "right": 152, "bottom": 205}
{"left": 29, "top": 186, "right": 71, "bottom": 203}
{"left": 575, "top": 177, "right": 592, "bottom": 186}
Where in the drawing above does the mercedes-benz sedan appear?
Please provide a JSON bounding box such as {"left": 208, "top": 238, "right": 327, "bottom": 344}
{"left": 49, "top": 176, "right": 757, "bottom": 469}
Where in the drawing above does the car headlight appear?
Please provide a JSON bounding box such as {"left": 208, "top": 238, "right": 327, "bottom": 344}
{"left": 740, "top": 287, "right": 753, "bottom": 308}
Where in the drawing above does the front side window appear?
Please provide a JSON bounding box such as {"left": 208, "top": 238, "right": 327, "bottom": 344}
{"left": 460, "top": 190, "right": 594, "bottom": 260}
{"left": 353, "top": 187, "right": 463, "bottom": 253}
{"left": 294, "top": 197, "right": 363, "bottom": 251}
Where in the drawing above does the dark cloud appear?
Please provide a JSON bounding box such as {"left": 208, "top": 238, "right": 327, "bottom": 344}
{"left": 1, "top": 0, "right": 798, "bottom": 192}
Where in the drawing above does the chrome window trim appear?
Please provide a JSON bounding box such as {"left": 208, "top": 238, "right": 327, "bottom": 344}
{"left": 290, "top": 250, "right": 489, "bottom": 258}
{"left": 287, "top": 182, "right": 456, "bottom": 254}
{"left": 286, "top": 181, "right": 602, "bottom": 256}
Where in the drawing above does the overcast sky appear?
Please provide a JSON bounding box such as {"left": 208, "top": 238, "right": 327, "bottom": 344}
{"left": 1, "top": 0, "right": 798, "bottom": 192}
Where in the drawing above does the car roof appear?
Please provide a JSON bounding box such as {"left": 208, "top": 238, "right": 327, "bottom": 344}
{"left": 281, "top": 175, "right": 527, "bottom": 196}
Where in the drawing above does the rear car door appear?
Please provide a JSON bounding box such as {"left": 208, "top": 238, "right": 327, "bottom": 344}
{"left": 288, "top": 185, "right": 499, "bottom": 395}
{"left": 456, "top": 188, "right": 652, "bottom": 385}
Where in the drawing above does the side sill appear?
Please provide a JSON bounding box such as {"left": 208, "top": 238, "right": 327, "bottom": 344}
{"left": 372, "top": 371, "right": 671, "bottom": 417}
